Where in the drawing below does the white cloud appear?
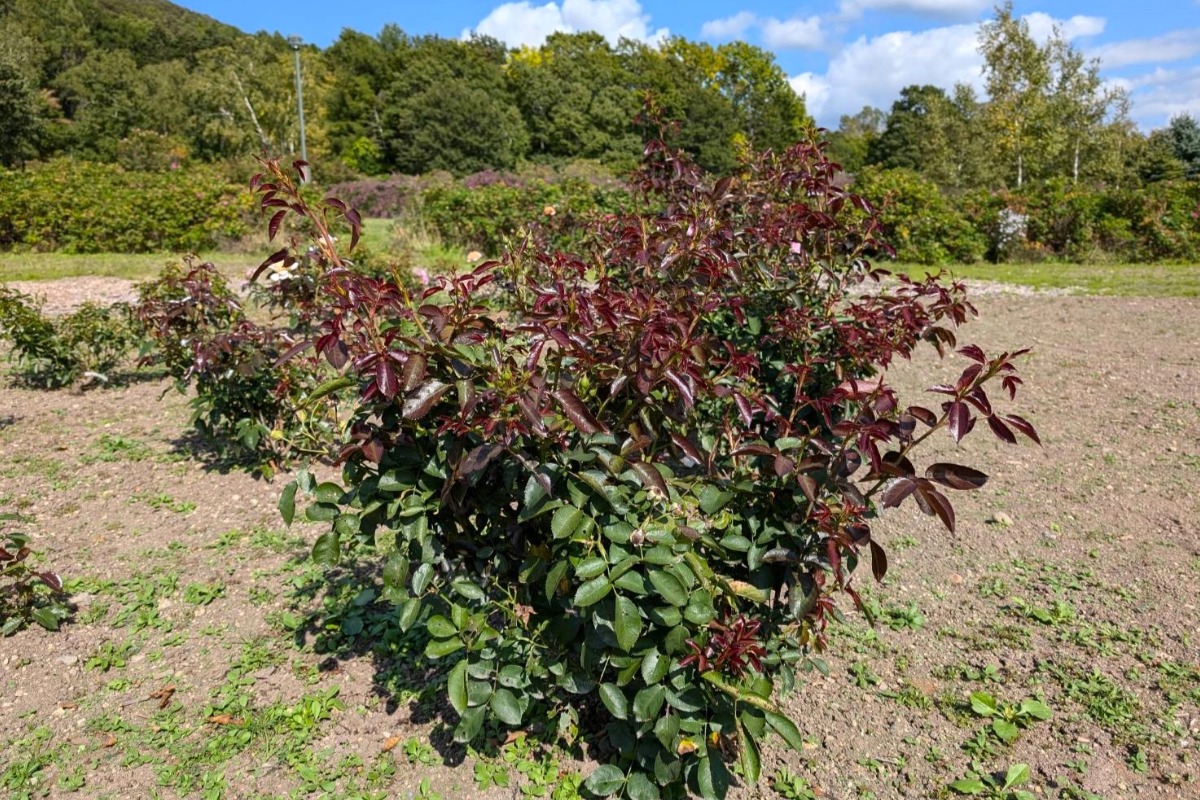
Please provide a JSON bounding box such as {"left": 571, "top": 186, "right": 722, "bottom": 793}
{"left": 700, "top": 11, "right": 757, "bottom": 40}
{"left": 790, "top": 12, "right": 1109, "bottom": 125}
{"left": 1120, "top": 65, "right": 1200, "bottom": 126}
{"left": 1023, "top": 12, "right": 1105, "bottom": 42}
{"left": 761, "top": 16, "right": 824, "bottom": 50}
{"left": 839, "top": 0, "right": 989, "bottom": 21}
{"left": 1093, "top": 30, "right": 1200, "bottom": 69}
{"left": 791, "top": 22, "right": 983, "bottom": 122}
{"left": 466, "top": 0, "right": 667, "bottom": 48}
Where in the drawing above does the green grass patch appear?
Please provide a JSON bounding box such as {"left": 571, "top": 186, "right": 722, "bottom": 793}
{"left": 0, "top": 252, "right": 257, "bottom": 283}
{"left": 900, "top": 262, "right": 1200, "bottom": 297}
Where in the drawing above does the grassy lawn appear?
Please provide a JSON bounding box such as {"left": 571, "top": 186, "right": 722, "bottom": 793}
{"left": 900, "top": 261, "right": 1200, "bottom": 297}
{"left": 5, "top": 244, "right": 1199, "bottom": 298}
{"left": 0, "top": 251, "right": 257, "bottom": 282}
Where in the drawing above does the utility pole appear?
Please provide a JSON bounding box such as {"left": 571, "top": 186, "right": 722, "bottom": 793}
{"left": 287, "top": 35, "right": 308, "bottom": 169}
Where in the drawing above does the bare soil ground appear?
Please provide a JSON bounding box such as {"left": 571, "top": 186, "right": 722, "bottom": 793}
{"left": 1, "top": 283, "right": 1197, "bottom": 800}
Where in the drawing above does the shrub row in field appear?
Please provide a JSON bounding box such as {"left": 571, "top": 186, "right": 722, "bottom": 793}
{"left": 337, "top": 162, "right": 1200, "bottom": 267}
{"left": 0, "top": 160, "right": 253, "bottom": 253}
{"left": 853, "top": 168, "right": 1200, "bottom": 265}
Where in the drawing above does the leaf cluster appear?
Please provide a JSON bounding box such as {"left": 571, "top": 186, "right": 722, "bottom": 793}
{"left": 0, "top": 514, "right": 68, "bottom": 635}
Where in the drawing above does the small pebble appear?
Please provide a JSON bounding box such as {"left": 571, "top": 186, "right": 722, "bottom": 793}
{"left": 989, "top": 512, "right": 1013, "bottom": 526}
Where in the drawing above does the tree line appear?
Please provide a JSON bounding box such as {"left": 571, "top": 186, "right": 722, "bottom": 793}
{"left": 1, "top": 0, "right": 1198, "bottom": 194}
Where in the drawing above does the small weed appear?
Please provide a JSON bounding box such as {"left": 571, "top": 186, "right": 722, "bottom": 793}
{"left": 849, "top": 661, "right": 880, "bottom": 689}
{"left": 182, "top": 582, "right": 224, "bottom": 606}
{"left": 770, "top": 766, "right": 818, "bottom": 800}
{"left": 82, "top": 434, "right": 151, "bottom": 464}
{"left": 403, "top": 737, "right": 438, "bottom": 766}
{"left": 880, "top": 602, "right": 925, "bottom": 631}
{"left": 141, "top": 493, "right": 196, "bottom": 514}
{"left": 968, "top": 691, "right": 1053, "bottom": 744}
{"left": 949, "top": 762, "right": 1035, "bottom": 799}
{"left": 474, "top": 759, "right": 511, "bottom": 790}
{"left": 86, "top": 639, "right": 138, "bottom": 672}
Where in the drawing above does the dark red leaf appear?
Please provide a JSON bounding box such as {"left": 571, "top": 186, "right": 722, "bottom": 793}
{"left": 965, "top": 387, "right": 993, "bottom": 416}
{"left": 925, "top": 463, "right": 989, "bottom": 490}
{"left": 670, "top": 433, "right": 703, "bottom": 464}
{"left": 268, "top": 209, "right": 287, "bottom": 241}
{"left": 631, "top": 461, "right": 670, "bottom": 498}
{"left": 773, "top": 454, "right": 795, "bottom": 478}
{"left": 797, "top": 474, "right": 817, "bottom": 502}
{"left": 376, "top": 360, "right": 398, "bottom": 400}
{"left": 294, "top": 160, "right": 311, "bottom": 183}
{"left": 947, "top": 401, "right": 970, "bottom": 443}
{"left": 1005, "top": 414, "right": 1041, "bottom": 445}
{"left": 732, "top": 444, "right": 773, "bottom": 457}
{"left": 458, "top": 444, "right": 504, "bottom": 477}
{"left": 907, "top": 406, "right": 938, "bottom": 426}
{"left": 402, "top": 380, "right": 450, "bottom": 420}
{"left": 274, "top": 340, "right": 312, "bottom": 366}
{"left": 401, "top": 353, "right": 427, "bottom": 392}
{"left": 880, "top": 478, "right": 917, "bottom": 508}
{"left": 958, "top": 344, "right": 987, "bottom": 364}
{"left": 361, "top": 439, "right": 384, "bottom": 464}
{"left": 956, "top": 363, "right": 983, "bottom": 393}
{"left": 37, "top": 571, "right": 63, "bottom": 592}
{"left": 987, "top": 415, "right": 1017, "bottom": 444}
{"left": 734, "top": 393, "right": 753, "bottom": 425}
{"left": 915, "top": 482, "right": 955, "bottom": 532}
{"left": 251, "top": 248, "right": 289, "bottom": 281}
{"left": 869, "top": 541, "right": 888, "bottom": 582}
{"left": 551, "top": 387, "right": 606, "bottom": 434}
{"left": 345, "top": 207, "right": 362, "bottom": 252}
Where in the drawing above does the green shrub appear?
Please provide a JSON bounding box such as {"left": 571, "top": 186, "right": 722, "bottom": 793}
{"left": 421, "top": 176, "right": 631, "bottom": 254}
{"left": 0, "top": 160, "right": 252, "bottom": 253}
{"left": 852, "top": 167, "right": 986, "bottom": 264}
{"left": 0, "top": 286, "right": 135, "bottom": 387}
{"left": 258, "top": 130, "right": 1038, "bottom": 800}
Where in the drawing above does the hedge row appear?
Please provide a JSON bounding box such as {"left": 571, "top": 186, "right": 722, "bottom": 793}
{"left": 0, "top": 160, "right": 253, "bottom": 253}
{"left": 853, "top": 167, "right": 1200, "bottom": 265}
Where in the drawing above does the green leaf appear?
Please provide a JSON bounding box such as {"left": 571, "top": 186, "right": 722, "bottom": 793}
{"left": 411, "top": 563, "right": 434, "bottom": 595}
{"left": 970, "top": 691, "right": 998, "bottom": 717}
{"left": 648, "top": 570, "right": 688, "bottom": 606}
{"left": 613, "top": 596, "right": 642, "bottom": 651}
{"left": 305, "top": 503, "right": 338, "bottom": 522}
{"left": 992, "top": 719, "right": 1019, "bottom": 743}
{"left": 633, "top": 685, "right": 665, "bottom": 722}
{"left": 279, "top": 482, "right": 297, "bottom": 526}
{"left": 738, "top": 725, "right": 761, "bottom": 784}
{"left": 544, "top": 560, "right": 568, "bottom": 602}
{"left": 698, "top": 485, "right": 733, "bottom": 515}
{"left": 583, "top": 765, "right": 625, "bottom": 797}
{"left": 454, "top": 706, "right": 485, "bottom": 743}
{"left": 551, "top": 505, "right": 585, "bottom": 539}
{"left": 1019, "top": 698, "right": 1052, "bottom": 720}
{"left": 314, "top": 482, "right": 343, "bottom": 504}
{"left": 765, "top": 711, "right": 805, "bottom": 751}
{"left": 1003, "top": 763, "right": 1030, "bottom": 790}
{"left": 397, "top": 598, "right": 422, "bottom": 631}
{"left": 448, "top": 660, "right": 468, "bottom": 715}
{"left": 573, "top": 576, "right": 612, "bottom": 607}
{"left": 641, "top": 649, "right": 669, "bottom": 684}
{"left": 382, "top": 555, "right": 409, "bottom": 590}
{"left": 30, "top": 607, "right": 59, "bottom": 631}
{"left": 425, "top": 637, "right": 464, "bottom": 659}
{"left": 696, "top": 745, "right": 731, "bottom": 800}
{"left": 654, "top": 712, "right": 679, "bottom": 750}
{"left": 490, "top": 688, "right": 523, "bottom": 726}
{"left": 451, "top": 579, "right": 486, "bottom": 603}
{"left": 948, "top": 778, "right": 986, "bottom": 795}
{"left": 599, "top": 683, "right": 628, "bottom": 720}
{"left": 625, "top": 771, "right": 659, "bottom": 800}
{"left": 425, "top": 615, "right": 457, "bottom": 638}
{"left": 307, "top": 375, "right": 355, "bottom": 403}
{"left": 575, "top": 556, "right": 608, "bottom": 580}
{"left": 311, "top": 532, "right": 340, "bottom": 566}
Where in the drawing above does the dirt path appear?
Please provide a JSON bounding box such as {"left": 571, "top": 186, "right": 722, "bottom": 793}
{"left": 1, "top": 290, "right": 1197, "bottom": 800}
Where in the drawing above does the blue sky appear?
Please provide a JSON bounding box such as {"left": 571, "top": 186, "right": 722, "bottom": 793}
{"left": 178, "top": 0, "right": 1200, "bottom": 129}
